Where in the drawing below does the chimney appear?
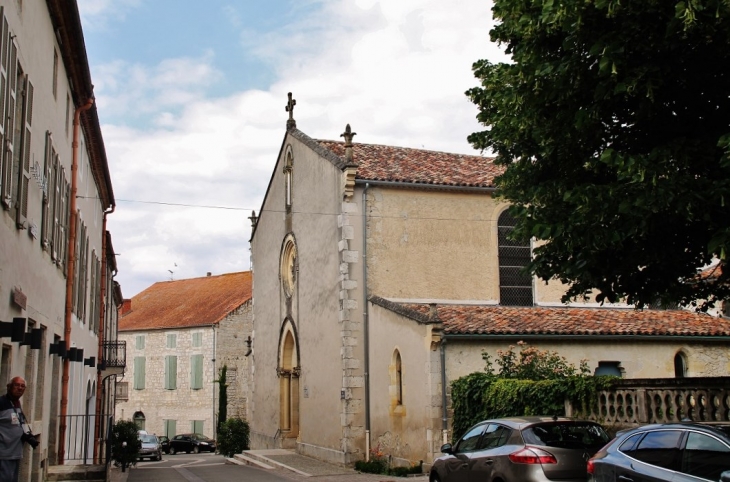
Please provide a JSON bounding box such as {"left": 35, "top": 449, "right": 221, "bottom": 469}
{"left": 207, "top": 272, "right": 212, "bottom": 277}
{"left": 121, "top": 299, "right": 132, "bottom": 316}
{"left": 429, "top": 303, "right": 439, "bottom": 322}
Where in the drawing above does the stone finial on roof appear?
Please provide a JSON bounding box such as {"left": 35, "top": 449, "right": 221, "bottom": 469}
{"left": 285, "top": 92, "right": 296, "bottom": 130}
{"left": 340, "top": 124, "right": 357, "bottom": 166}
{"left": 249, "top": 210, "right": 258, "bottom": 229}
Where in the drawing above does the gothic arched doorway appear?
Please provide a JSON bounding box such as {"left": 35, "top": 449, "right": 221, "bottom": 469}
{"left": 278, "top": 323, "right": 300, "bottom": 441}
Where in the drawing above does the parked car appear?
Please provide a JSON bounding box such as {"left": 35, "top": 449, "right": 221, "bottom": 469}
{"left": 430, "top": 416, "right": 610, "bottom": 482}
{"left": 138, "top": 433, "right": 162, "bottom": 461}
{"left": 158, "top": 436, "right": 170, "bottom": 454}
{"left": 168, "top": 433, "right": 217, "bottom": 454}
{"left": 588, "top": 422, "right": 730, "bottom": 482}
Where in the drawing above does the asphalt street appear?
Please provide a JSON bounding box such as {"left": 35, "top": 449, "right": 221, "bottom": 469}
{"left": 127, "top": 453, "right": 292, "bottom": 482}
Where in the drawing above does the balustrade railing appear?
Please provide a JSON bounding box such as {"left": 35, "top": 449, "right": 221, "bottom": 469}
{"left": 568, "top": 377, "right": 730, "bottom": 426}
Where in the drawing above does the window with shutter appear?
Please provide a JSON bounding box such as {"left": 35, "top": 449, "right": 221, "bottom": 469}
{"left": 190, "top": 354, "right": 203, "bottom": 390}
{"left": 0, "top": 17, "right": 17, "bottom": 209}
{"left": 167, "top": 334, "right": 177, "bottom": 348}
{"left": 164, "top": 419, "right": 177, "bottom": 438}
{"left": 15, "top": 74, "right": 32, "bottom": 228}
{"left": 60, "top": 177, "right": 69, "bottom": 272}
{"left": 165, "top": 356, "right": 177, "bottom": 390}
{"left": 192, "top": 332, "right": 202, "bottom": 347}
{"left": 133, "top": 357, "right": 146, "bottom": 390}
{"left": 41, "top": 132, "right": 53, "bottom": 250}
{"left": 136, "top": 335, "right": 145, "bottom": 350}
{"left": 191, "top": 420, "right": 204, "bottom": 434}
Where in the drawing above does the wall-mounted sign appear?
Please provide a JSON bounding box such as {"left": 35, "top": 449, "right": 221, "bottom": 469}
{"left": 12, "top": 288, "right": 27, "bottom": 310}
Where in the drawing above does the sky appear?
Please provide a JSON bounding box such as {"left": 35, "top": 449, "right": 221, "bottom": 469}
{"left": 76, "top": 0, "right": 508, "bottom": 297}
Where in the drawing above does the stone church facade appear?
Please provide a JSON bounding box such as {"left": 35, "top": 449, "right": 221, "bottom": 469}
{"left": 247, "top": 96, "right": 730, "bottom": 467}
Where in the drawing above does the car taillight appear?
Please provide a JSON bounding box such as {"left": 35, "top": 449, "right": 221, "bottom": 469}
{"left": 509, "top": 447, "right": 557, "bottom": 464}
{"left": 587, "top": 458, "right": 595, "bottom": 474}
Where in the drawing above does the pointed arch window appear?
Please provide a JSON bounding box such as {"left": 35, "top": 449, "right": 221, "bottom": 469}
{"left": 395, "top": 351, "right": 403, "bottom": 406}
{"left": 674, "top": 352, "right": 687, "bottom": 378}
{"left": 284, "top": 148, "right": 293, "bottom": 209}
{"left": 498, "top": 210, "right": 533, "bottom": 306}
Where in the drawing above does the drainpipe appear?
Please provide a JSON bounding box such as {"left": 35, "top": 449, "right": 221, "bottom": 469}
{"left": 361, "top": 183, "right": 371, "bottom": 460}
{"left": 94, "top": 205, "right": 114, "bottom": 463}
{"left": 59, "top": 97, "right": 94, "bottom": 464}
{"left": 440, "top": 339, "right": 448, "bottom": 445}
{"left": 212, "top": 325, "right": 217, "bottom": 438}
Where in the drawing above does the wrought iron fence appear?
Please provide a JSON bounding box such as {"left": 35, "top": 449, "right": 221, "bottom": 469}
{"left": 61, "top": 414, "right": 113, "bottom": 464}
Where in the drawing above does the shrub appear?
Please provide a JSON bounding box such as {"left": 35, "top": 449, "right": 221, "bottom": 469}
{"left": 216, "top": 417, "right": 250, "bottom": 457}
{"left": 354, "top": 445, "right": 422, "bottom": 477}
{"left": 111, "top": 419, "right": 141, "bottom": 469}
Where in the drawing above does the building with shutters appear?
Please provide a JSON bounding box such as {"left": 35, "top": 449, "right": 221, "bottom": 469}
{"left": 0, "top": 0, "right": 125, "bottom": 478}
{"left": 116, "top": 272, "right": 253, "bottom": 440}
{"left": 247, "top": 95, "right": 730, "bottom": 468}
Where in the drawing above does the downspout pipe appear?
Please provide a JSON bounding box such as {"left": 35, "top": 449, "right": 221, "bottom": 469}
{"left": 440, "top": 339, "right": 448, "bottom": 445}
{"left": 361, "top": 183, "right": 371, "bottom": 461}
{"left": 59, "top": 97, "right": 94, "bottom": 464}
{"left": 94, "top": 205, "right": 115, "bottom": 463}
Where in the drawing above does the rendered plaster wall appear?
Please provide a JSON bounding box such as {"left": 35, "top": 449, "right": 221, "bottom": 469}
{"left": 444, "top": 339, "right": 730, "bottom": 383}
{"left": 116, "top": 326, "right": 217, "bottom": 439}
{"left": 367, "top": 303, "right": 442, "bottom": 465}
{"left": 216, "top": 302, "right": 253, "bottom": 421}
{"left": 0, "top": 0, "right": 109, "bottom": 473}
{"left": 250, "top": 134, "right": 365, "bottom": 462}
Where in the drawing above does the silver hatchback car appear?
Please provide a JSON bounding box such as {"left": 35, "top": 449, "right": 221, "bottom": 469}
{"left": 430, "top": 416, "right": 610, "bottom": 482}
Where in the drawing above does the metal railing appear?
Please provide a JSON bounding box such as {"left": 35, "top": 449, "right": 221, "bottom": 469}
{"left": 61, "top": 414, "right": 113, "bottom": 463}
{"left": 102, "top": 340, "right": 126, "bottom": 368}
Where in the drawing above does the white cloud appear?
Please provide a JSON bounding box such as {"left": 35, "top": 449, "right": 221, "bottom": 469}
{"left": 100, "top": 0, "right": 507, "bottom": 296}
{"left": 77, "top": 0, "right": 141, "bottom": 29}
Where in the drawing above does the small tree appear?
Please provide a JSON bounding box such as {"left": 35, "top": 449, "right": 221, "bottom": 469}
{"left": 217, "top": 365, "right": 228, "bottom": 434}
{"left": 217, "top": 417, "right": 250, "bottom": 457}
{"left": 111, "top": 419, "right": 141, "bottom": 471}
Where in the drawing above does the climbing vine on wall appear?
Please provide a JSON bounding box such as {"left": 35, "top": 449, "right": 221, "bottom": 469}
{"left": 450, "top": 342, "right": 617, "bottom": 441}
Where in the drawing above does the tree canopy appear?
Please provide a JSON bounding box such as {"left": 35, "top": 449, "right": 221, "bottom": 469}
{"left": 467, "top": 0, "right": 730, "bottom": 310}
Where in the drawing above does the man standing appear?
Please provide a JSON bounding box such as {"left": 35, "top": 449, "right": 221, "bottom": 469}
{"left": 0, "top": 377, "right": 29, "bottom": 482}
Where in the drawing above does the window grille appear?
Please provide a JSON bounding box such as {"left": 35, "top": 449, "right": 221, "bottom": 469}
{"left": 498, "top": 210, "right": 532, "bottom": 306}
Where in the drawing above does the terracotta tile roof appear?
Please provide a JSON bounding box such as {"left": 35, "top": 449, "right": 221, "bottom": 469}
{"left": 316, "top": 140, "right": 501, "bottom": 188}
{"left": 119, "top": 272, "right": 252, "bottom": 331}
{"left": 370, "top": 297, "right": 730, "bottom": 337}
{"left": 699, "top": 263, "right": 724, "bottom": 280}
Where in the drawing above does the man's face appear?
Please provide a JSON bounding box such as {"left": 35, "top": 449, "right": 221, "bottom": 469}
{"left": 7, "top": 379, "right": 26, "bottom": 399}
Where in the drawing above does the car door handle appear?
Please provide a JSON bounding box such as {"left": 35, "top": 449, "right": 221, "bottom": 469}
{"left": 483, "top": 459, "right": 494, "bottom": 465}
{"left": 618, "top": 476, "right": 633, "bottom": 482}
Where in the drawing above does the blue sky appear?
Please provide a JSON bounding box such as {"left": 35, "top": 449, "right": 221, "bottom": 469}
{"left": 77, "top": 0, "right": 506, "bottom": 297}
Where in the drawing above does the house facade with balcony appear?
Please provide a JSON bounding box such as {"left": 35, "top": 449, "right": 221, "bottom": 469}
{"left": 0, "top": 0, "right": 124, "bottom": 478}
{"left": 116, "top": 272, "right": 252, "bottom": 440}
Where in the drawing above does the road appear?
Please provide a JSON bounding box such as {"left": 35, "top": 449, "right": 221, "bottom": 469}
{"left": 126, "top": 453, "right": 296, "bottom": 482}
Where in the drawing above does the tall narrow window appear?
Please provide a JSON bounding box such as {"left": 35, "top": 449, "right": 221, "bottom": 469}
{"left": 136, "top": 335, "right": 145, "bottom": 350}
{"left": 395, "top": 351, "right": 403, "bottom": 406}
{"left": 191, "top": 420, "right": 204, "bottom": 435}
{"left": 164, "top": 419, "right": 177, "bottom": 438}
{"left": 190, "top": 354, "right": 203, "bottom": 390}
{"left": 15, "top": 72, "right": 33, "bottom": 228}
{"left": 167, "top": 334, "right": 177, "bottom": 348}
{"left": 133, "top": 356, "right": 146, "bottom": 390}
{"left": 284, "top": 149, "right": 293, "bottom": 209}
{"left": 0, "top": 23, "right": 18, "bottom": 209}
{"left": 674, "top": 352, "right": 687, "bottom": 378}
{"left": 165, "top": 355, "right": 177, "bottom": 390}
{"left": 133, "top": 412, "right": 145, "bottom": 430}
{"left": 52, "top": 49, "right": 58, "bottom": 99}
{"left": 498, "top": 210, "right": 533, "bottom": 306}
{"left": 192, "top": 332, "right": 202, "bottom": 347}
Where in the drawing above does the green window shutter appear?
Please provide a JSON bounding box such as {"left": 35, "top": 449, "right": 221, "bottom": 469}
{"left": 192, "top": 420, "right": 204, "bottom": 434}
{"left": 164, "top": 419, "right": 177, "bottom": 438}
{"left": 165, "top": 355, "right": 177, "bottom": 390}
{"left": 190, "top": 354, "right": 203, "bottom": 390}
{"left": 136, "top": 335, "right": 145, "bottom": 350}
{"left": 192, "top": 332, "right": 202, "bottom": 347}
{"left": 133, "top": 357, "right": 146, "bottom": 390}
{"left": 167, "top": 334, "right": 176, "bottom": 348}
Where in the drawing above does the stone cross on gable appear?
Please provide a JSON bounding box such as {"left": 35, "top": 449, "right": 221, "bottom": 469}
{"left": 285, "top": 92, "right": 296, "bottom": 130}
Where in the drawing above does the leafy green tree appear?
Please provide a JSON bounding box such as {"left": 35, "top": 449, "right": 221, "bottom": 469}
{"left": 216, "top": 418, "right": 250, "bottom": 457}
{"left": 111, "top": 419, "right": 141, "bottom": 471}
{"left": 467, "top": 0, "right": 730, "bottom": 310}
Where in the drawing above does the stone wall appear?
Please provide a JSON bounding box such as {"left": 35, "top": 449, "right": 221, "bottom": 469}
{"left": 215, "top": 301, "right": 253, "bottom": 421}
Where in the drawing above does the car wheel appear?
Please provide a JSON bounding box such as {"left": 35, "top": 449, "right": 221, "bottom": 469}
{"left": 430, "top": 472, "right": 441, "bottom": 482}
{"left": 193, "top": 446, "right": 200, "bottom": 454}
{"left": 156, "top": 454, "right": 162, "bottom": 461}
{"left": 169, "top": 447, "right": 176, "bottom": 455}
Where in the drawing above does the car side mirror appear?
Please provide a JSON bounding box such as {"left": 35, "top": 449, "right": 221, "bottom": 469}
{"left": 720, "top": 470, "right": 730, "bottom": 482}
{"left": 440, "top": 443, "right": 453, "bottom": 454}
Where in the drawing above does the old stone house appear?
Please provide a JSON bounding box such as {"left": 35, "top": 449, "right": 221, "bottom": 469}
{"left": 248, "top": 96, "right": 730, "bottom": 467}
{"left": 116, "top": 271, "right": 252, "bottom": 439}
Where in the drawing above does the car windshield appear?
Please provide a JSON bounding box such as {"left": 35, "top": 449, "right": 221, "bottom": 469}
{"left": 522, "top": 422, "right": 610, "bottom": 450}
{"left": 140, "top": 434, "right": 158, "bottom": 443}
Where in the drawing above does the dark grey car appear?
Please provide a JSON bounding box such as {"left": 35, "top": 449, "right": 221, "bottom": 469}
{"left": 588, "top": 423, "right": 730, "bottom": 482}
{"left": 430, "top": 416, "right": 610, "bottom": 482}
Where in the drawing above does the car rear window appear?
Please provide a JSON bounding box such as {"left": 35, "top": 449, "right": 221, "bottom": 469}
{"left": 522, "top": 422, "right": 610, "bottom": 450}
